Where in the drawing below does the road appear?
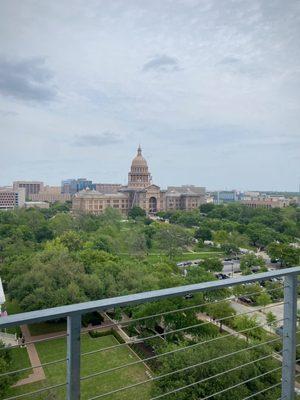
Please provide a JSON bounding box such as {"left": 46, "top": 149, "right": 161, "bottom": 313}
{"left": 231, "top": 299, "right": 300, "bottom": 330}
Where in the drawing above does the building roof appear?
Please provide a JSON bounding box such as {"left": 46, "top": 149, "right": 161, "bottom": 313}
{"left": 75, "top": 190, "right": 128, "bottom": 199}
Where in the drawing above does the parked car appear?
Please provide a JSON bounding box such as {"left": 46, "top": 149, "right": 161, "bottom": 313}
{"left": 215, "top": 273, "right": 230, "bottom": 280}
{"left": 238, "top": 296, "right": 253, "bottom": 305}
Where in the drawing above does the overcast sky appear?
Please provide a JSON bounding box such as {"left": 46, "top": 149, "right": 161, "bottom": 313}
{"left": 0, "top": 0, "right": 299, "bottom": 191}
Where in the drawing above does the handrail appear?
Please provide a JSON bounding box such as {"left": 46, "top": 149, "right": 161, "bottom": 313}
{"left": 0, "top": 266, "right": 299, "bottom": 328}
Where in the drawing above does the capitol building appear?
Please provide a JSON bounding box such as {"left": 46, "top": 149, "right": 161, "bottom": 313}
{"left": 72, "top": 146, "right": 205, "bottom": 215}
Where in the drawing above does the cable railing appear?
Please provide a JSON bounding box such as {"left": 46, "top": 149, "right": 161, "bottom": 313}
{"left": 0, "top": 266, "right": 298, "bottom": 400}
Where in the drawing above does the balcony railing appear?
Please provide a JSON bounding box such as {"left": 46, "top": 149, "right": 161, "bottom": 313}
{"left": 0, "top": 266, "right": 299, "bottom": 400}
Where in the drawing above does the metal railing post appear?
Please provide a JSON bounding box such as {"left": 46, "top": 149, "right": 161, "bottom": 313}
{"left": 67, "top": 314, "right": 81, "bottom": 400}
{"left": 282, "top": 274, "right": 297, "bottom": 400}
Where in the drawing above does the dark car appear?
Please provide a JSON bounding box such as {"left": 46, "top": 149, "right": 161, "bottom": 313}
{"left": 238, "top": 296, "right": 253, "bottom": 305}
{"left": 215, "top": 273, "right": 230, "bottom": 280}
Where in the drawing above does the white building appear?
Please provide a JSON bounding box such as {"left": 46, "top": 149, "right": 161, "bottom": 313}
{"left": 0, "top": 187, "right": 25, "bottom": 210}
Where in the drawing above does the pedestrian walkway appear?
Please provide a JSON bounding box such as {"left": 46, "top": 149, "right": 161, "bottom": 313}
{"left": 13, "top": 325, "right": 45, "bottom": 387}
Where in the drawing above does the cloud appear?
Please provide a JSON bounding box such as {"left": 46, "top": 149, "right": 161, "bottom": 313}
{"left": 0, "top": 109, "right": 18, "bottom": 116}
{"left": 218, "top": 56, "right": 267, "bottom": 78}
{"left": 0, "top": 57, "right": 57, "bottom": 102}
{"left": 219, "top": 57, "right": 241, "bottom": 65}
{"left": 72, "top": 132, "right": 123, "bottom": 147}
{"left": 142, "top": 55, "right": 180, "bottom": 72}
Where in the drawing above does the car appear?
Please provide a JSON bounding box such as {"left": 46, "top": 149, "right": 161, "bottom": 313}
{"left": 215, "top": 273, "right": 230, "bottom": 280}
{"left": 238, "top": 296, "right": 253, "bottom": 305}
{"left": 184, "top": 293, "right": 193, "bottom": 299}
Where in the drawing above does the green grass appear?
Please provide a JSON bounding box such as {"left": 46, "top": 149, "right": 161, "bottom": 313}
{"left": 119, "top": 251, "right": 223, "bottom": 264}
{"left": 6, "top": 334, "right": 152, "bottom": 400}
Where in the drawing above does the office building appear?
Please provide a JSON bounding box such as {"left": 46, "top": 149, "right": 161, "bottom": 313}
{"left": 0, "top": 187, "right": 25, "bottom": 210}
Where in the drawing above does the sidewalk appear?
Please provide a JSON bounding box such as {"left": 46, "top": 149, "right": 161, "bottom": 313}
{"left": 13, "top": 325, "right": 45, "bottom": 387}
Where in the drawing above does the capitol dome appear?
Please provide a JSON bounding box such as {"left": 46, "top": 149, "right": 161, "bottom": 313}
{"left": 128, "top": 145, "right": 152, "bottom": 188}
{"left": 131, "top": 145, "right": 148, "bottom": 168}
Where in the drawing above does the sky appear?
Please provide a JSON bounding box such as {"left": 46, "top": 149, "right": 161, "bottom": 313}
{"left": 0, "top": 0, "right": 299, "bottom": 191}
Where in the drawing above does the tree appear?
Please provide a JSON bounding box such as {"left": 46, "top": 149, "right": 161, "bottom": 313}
{"left": 240, "top": 253, "right": 266, "bottom": 274}
{"left": 194, "top": 227, "right": 212, "bottom": 241}
{"left": 0, "top": 342, "right": 16, "bottom": 396}
{"left": 256, "top": 292, "right": 272, "bottom": 307}
{"left": 155, "top": 225, "right": 191, "bottom": 259}
{"left": 266, "top": 312, "right": 277, "bottom": 330}
{"left": 199, "top": 203, "right": 215, "bottom": 213}
{"left": 126, "top": 231, "right": 147, "bottom": 257}
{"left": 205, "top": 302, "right": 236, "bottom": 332}
{"left": 49, "top": 213, "right": 75, "bottom": 236}
{"left": 221, "top": 243, "right": 239, "bottom": 257}
{"left": 128, "top": 206, "right": 146, "bottom": 219}
{"left": 233, "top": 315, "right": 266, "bottom": 342}
{"left": 267, "top": 242, "right": 300, "bottom": 267}
{"left": 7, "top": 249, "right": 102, "bottom": 311}
{"left": 59, "top": 230, "right": 84, "bottom": 251}
{"left": 201, "top": 257, "right": 223, "bottom": 272}
{"left": 213, "top": 230, "right": 230, "bottom": 244}
{"left": 245, "top": 223, "right": 275, "bottom": 248}
{"left": 151, "top": 336, "right": 280, "bottom": 400}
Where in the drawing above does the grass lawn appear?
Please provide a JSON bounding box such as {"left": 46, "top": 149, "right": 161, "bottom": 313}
{"left": 119, "top": 251, "right": 223, "bottom": 264}
{"left": 6, "top": 334, "right": 152, "bottom": 400}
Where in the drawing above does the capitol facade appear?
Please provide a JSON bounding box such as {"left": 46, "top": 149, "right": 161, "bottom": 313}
{"left": 72, "top": 146, "right": 205, "bottom": 215}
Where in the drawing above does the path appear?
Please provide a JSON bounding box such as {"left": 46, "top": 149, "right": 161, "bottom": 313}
{"left": 197, "top": 312, "right": 246, "bottom": 340}
{"left": 13, "top": 325, "right": 45, "bottom": 387}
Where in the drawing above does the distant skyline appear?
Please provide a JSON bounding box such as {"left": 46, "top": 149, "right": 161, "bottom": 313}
{"left": 0, "top": 0, "right": 299, "bottom": 191}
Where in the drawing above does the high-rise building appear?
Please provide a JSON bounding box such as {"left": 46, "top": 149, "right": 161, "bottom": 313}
{"left": 73, "top": 146, "right": 206, "bottom": 215}
{"left": 13, "top": 181, "right": 44, "bottom": 199}
{"left": 61, "top": 179, "right": 94, "bottom": 195}
{"left": 0, "top": 187, "right": 25, "bottom": 210}
{"left": 213, "top": 190, "right": 237, "bottom": 204}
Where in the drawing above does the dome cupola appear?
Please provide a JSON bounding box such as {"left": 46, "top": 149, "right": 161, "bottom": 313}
{"left": 131, "top": 145, "right": 148, "bottom": 168}
{"left": 128, "top": 145, "right": 151, "bottom": 188}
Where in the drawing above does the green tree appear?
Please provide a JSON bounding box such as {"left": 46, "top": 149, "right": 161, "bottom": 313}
{"left": 233, "top": 315, "right": 265, "bottom": 342}
{"left": 59, "top": 230, "right": 84, "bottom": 251}
{"left": 194, "top": 227, "right": 212, "bottom": 241}
{"left": 128, "top": 206, "right": 146, "bottom": 219}
{"left": 199, "top": 203, "right": 215, "bottom": 213}
{"left": 155, "top": 224, "right": 191, "bottom": 259}
{"left": 245, "top": 223, "right": 275, "bottom": 248}
{"left": 256, "top": 292, "right": 272, "bottom": 307}
{"left": 205, "top": 301, "right": 236, "bottom": 332}
{"left": 0, "top": 343, "right": 16, "bottom": 396}
{"left": 266, "top": 311, "right": 277, "bottom": 330}
{"left": 49, "top": 213, "right": 75, "bottom": 236}
{"left": 152, "top": 336, "right": 280, "bottom": 400}
{"left": 240, "top": 253, "right": 266, "bottom": 274}
{"left": 201, "top": 257, "right": 223, "bottom": 272}
{"left": 221, "top": 242, "right": 239, "bottom": 257}
{"left": 126, "top": 231, "right": 147, "bottom": 256}
{"left": 267, "top": 242, "right": 300, "bottom": 267}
